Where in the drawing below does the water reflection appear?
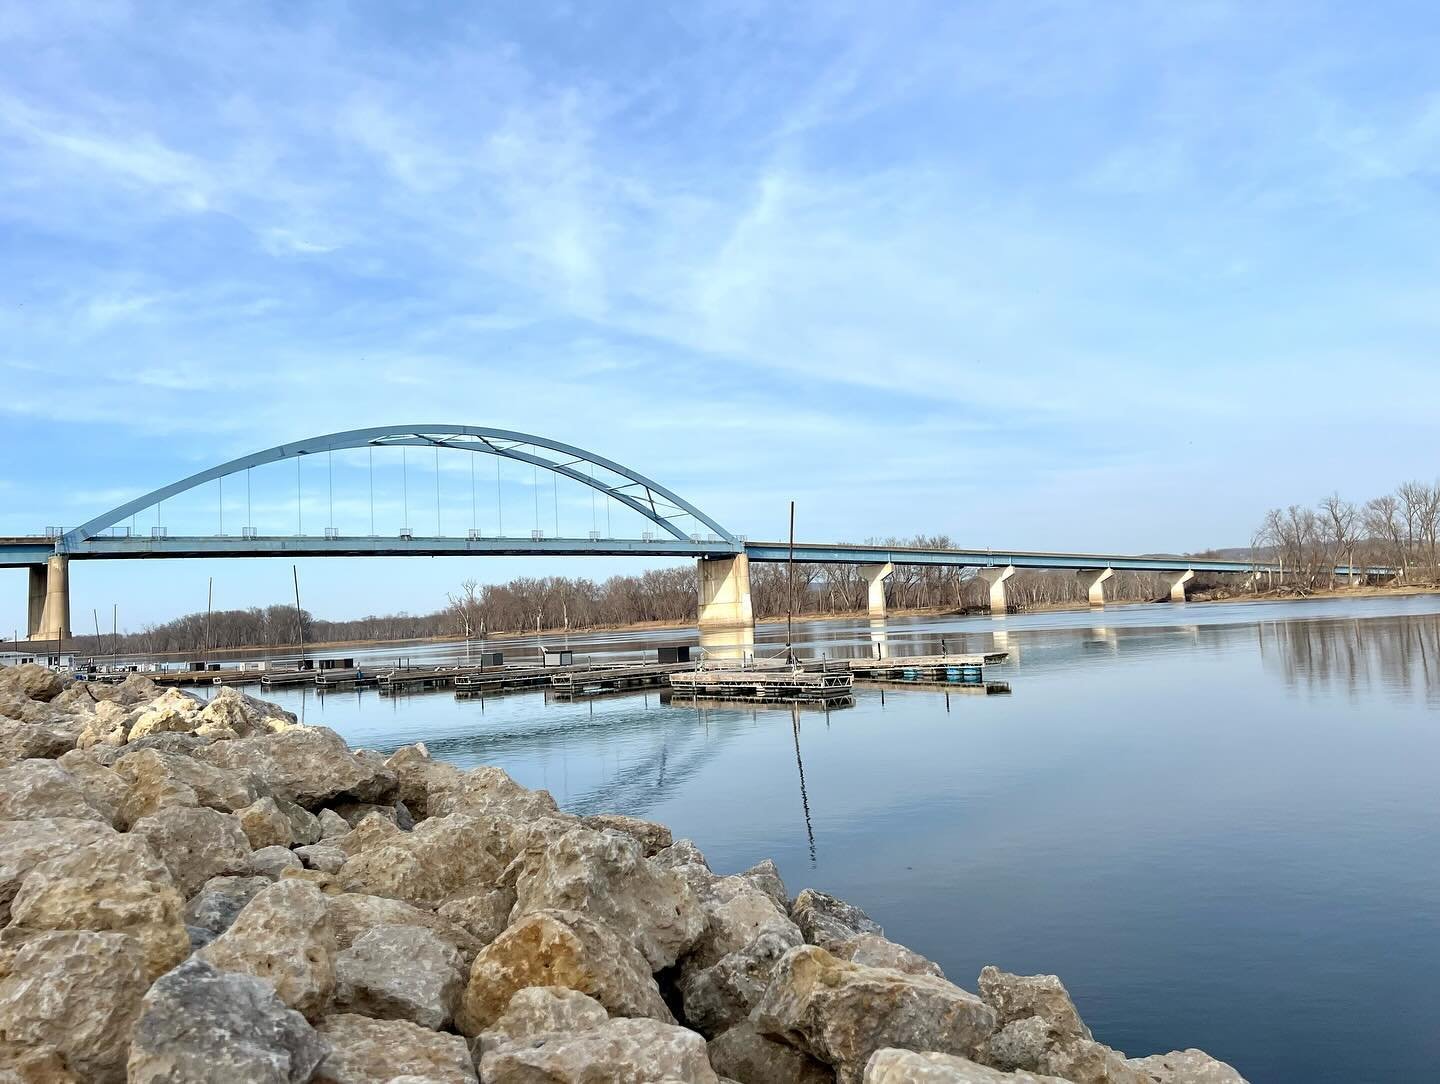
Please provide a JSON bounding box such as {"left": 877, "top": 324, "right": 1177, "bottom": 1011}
{"left": 1259, "top": 611, "right": 1440, "bottom": 704}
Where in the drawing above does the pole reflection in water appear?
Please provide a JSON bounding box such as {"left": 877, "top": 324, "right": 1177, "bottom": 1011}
{"left": 790, "top": 704, "right": 816, "bottom": 865}
{"left": 869, "top": 617, "right": 890, "bottom": 660}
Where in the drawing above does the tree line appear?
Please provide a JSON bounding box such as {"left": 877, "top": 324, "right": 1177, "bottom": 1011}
{"left": 1254, "top": 481, "right": 1440, "bottom": 590}
{"left": 67, "top": 535, "right": 1218, "bottom": 657}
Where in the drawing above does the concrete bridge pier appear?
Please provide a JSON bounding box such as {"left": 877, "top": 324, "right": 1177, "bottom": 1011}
{"left": 26, "top": 566, "right": 46, "bottom": 638}
{"left": 977, "top": 564, "right": 1016, "bottom": 614}
{"left": 697, "top": 553, "right": 755, "bottom": 662}
{"left": 1160, "top": 569, "right": 1194, "bottom": 602}
{"left": 37, "top": 556, "right": 71, "bottom": 640}
{"left": 860, "top": 562, "right": 894, "bottom": 618}
{"left": 1078, "top": 567, "right": 1114, "bottom": 607}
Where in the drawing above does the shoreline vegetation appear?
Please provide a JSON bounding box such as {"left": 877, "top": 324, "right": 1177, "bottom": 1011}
{"left": 0, "top": 662, "right": 1249, "bottom": 1082}
{"left": 56, "top": 581, "right": 1439, "bottom": 663}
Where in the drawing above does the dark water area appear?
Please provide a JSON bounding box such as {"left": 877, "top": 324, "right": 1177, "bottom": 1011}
{"left": 245, "top": 596, "right": 1440, "bottom": 1082}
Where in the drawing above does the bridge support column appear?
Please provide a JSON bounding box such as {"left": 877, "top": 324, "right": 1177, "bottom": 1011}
{"left": 860, "top": 562, "right": 894, "bottom": 618}
{"left": 1161, "top": 569, "right": 1194, "bottom": 603}
{"left": 32, "top": 556, "right": 71, "bottom": 641}
{"left": 26, "top": 566, "right": 46, "bottom": 639}
{"left": 1077, "top": 567, "right": 1114, "bottom": 608}
{"left": 977, "top": 565, "right": 1016, "bottom": 614}
{"left": 698, "top": 554, "right": 755, "bottom": 662}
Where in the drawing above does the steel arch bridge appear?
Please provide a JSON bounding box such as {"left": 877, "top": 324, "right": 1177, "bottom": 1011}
{"left": 48, "top": 425, "right": 742, "bottom": 561}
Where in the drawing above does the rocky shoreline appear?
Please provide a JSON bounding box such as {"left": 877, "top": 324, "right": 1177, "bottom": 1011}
{"left": 0, "top": 663, "right": 1246, "bottom": 1083}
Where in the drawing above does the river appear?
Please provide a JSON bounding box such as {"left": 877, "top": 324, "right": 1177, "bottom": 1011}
{"left": 233, "top": 595, "right": 1440, "bottom": 1082}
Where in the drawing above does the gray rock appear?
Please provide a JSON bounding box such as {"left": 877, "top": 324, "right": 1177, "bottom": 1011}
{"left": 654, "top": 838, "right": 711, "bottom": 870}
{"left": 327, "top": 892, "right": 481, "bottom": 965}
{"left": 791, "top": 889, "right": 883, "bottom": 948}
{"left": 127, "top": 957, "right": 328, "bottom": 1083}
{"left": 476, "top": 986, "right": 609, "bottom": 1053}
{"left": 978, "top": 966, "right": 1092, "bottom": 1042}
{"left": 333, "top": 924, "right": 466, "bottom": 1030}
{"left": 738, "top": 857, "right": 789, "bottom": 909}
{"left": 0, "top": 663, "right": 64, "bottom": 703}
{"left": 435, "top": 885, "right": 515, "bottom": 946}
{"left": 708, "top": 1019, "right": 833, "bottom": 1084}
{"left": 296, "top": 843, "right": 348, "bottom": 872}
{"left": 184, "top": 874, "right": 273, "bottom": 938}
{"left": 830, "top": 933, "right": 944, "bottom": 978}
{"left": 313, "top": 1013, "right": 477, "bottom": 1084}
{"left": 864, "top": 1049, "right": 1072, "bottom": 1082}
{"left": 250, "top": 844, "right": 305, "bottom": 878}
{"left": 318, "top": 807, "right": 351, "bottom": 838}
{"left": 130, "top": 806, "right": 253, "bottom": 896}
{"left": 580, "top": 812, "right": 674, "bottom": 854}
{"left": 680, "top": 929, "right": 801, "bottom": 1036}
{"left": 754, "top": 945, "right": 995, "bottom": 1084}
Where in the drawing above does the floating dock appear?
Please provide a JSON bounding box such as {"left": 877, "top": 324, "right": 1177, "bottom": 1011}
{"left": 845, "top": 652, "right": 1008, "bottom": 682}
{"left": 668, "top": 662, "right": 854, "bottom": 704}
{"left": 549, "top": 661, "right": 697, "bottom": 699}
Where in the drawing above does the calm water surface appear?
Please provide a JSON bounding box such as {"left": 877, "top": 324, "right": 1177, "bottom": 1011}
{"left": 243, "top": 596, "right": 1440, "bottom": 1083}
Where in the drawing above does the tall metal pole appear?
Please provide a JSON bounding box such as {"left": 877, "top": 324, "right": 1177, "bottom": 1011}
{"left": 786, "top": 500, "right": 796, "bottom": 665}
{"left": 204, "top": 577, "right": 213, "bottom": 667}
{"left": 292, "top": 565, "right": 306, "bottom": 670}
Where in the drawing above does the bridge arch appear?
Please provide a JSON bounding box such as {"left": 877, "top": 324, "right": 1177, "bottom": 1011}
{"left": 61, "top": 425, "right": 736, "bottom": 549}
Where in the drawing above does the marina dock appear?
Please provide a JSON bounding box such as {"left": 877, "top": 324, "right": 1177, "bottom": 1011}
{"left": 669, "top": 661, "right": 854, "bottom": 704}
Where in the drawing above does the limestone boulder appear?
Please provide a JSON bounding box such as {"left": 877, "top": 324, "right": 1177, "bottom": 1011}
{"left": 708, "top": 1019, "right": 833, "bottom": 1084}
{"left": 1127, "top": 1049, "right": 1249, "bottom": 1083}
{"left": 791, "top": 889, "right": 883, "bottom": 948}
{"left": 0, "top": 663, "right": 63, "bottom": 703}
{"left": 687, "top": 873, "right": 802, "bottom": 971}
{"left": 333, "top": 924, "right": 466, "bottom": 1030}
{"left": 384, "top": 743, "right": 465, "bottom": 818}
{"left": 126, "top": 688, "right": 204, "bottom": 742}
{"left": 238, "top": 795, "right": 297, "bottom": 848}
{"left": 980, "top": 1017, "right": 1145, "bottom": 1084}
{"left": 333, "top": 810, "right": 404, "bottom": 856}
{"left": 279, "top": 795, "right": 323, "bottom": 844}
{"left": 98, "top": 730, "right": 213, "bottom": 763}
{"left": 329, "top": 799, "right": 413, "bottom": 829}
{"left": 313, "top": 1014, "right": 477, "bottom": 1084}
{"left": 327, "top": 892, "right": 481, "bottom": 965}
{"left": 252, "top": 844, "right": 305, "bottom": 878}
{"left": 76, "top": 700, "right": 133, "bottom": 749}
{"left": 9, "top": 832, "right": 189, "bottom": 979}
{"left": 297, "top": 844, "right": 348, "bottom": 872}
{"left": 580, "top": 812, "right": 674, "bottom": 855}
{"left": 0, "top": 718, "right": 74, "bottom": 763}
{"left": 830, "top": 934, "right": 944, "bottom": 978}
{"left": 864, "top": 1049, "right": 1072, "bottom": 1083}
{"left": 427, "top": 764, "right": 560, "bottom": 820}
{"left": 194, "top": 687, "right": 300, "bottom": 740}
{"left": 0, "top": 1038, "right": 81, "bottom": 1082}
{"left": 510, "top": 825, "right": 705, "bottom": 970}
{"left": 0, "top": 817, "right": 114, "bottom": 921}
{"left": 319, "top": 807, "right": 350, "bottom": 838}
{"left": 0, "top": 760, "right": 111, "bottom": 822}
{"left": 337, "top": 813, "right": 508, "bottom": 908}
{"left": 738, "top": 857, "right": 789, "bottom": 909}
{"left": 978, "top": 966, "right": 1092, "bottom": 1043}
{"left": 680, "top": 929, "right": 801, "bottom": 1037}
{"left": 130, "top": 805, "right": 253, "bottom": 896}
{"left": 481, "top": 1017, "right": 719, "bottom": 1083}
{"left": 184, "top": 874, "right": 273, "bottom": 941}
{"left": 436, "top": 885, "right": 516, "bottom": 946}
{"left": 196, "top": 726, "right": 397, "bottom": 809}
{"left": 103, "top": 673, "right": 164, "bottom": 706}
{"left": 55, "top": 748, "right": 131, "bottom": 824}
{"left": 112, "top": 747, "right": 263, "bottom": 826}
{"left": 196, "top": 879, "right": 336, "bottom": 1019}
{"left": 0, "top": 930, "right": 148, "bottom": 1083}
{"left": 477, "top": 986, "right": 608, "bottom": 1052}
{"left": 654, "top": 838, "right": 711, "bottom": 871}
{"left": 456, "top": 908, "right": 673, "bottom": 1034}
{"left": 754, "top": 946, "right": 996, "bottom": 1084}
{"left": 127, "top": 957, "right": 328, "bottom": 1084}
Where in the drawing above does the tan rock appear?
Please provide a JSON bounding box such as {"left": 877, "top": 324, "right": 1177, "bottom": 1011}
{"left": 0, "top": 817, "right": 114, "bottom": 922}
{"left": 195, "top": 687, "right": 300, "bottom": 740}
{"left": 864, "top": 1049, "right": 1072, "bottom": 1083}
{"left": 680, "top": 930, "right": 800, "bottom": 1037}
{"left": 195, "top": 726, "right": 396, "bottom": 809}
{"left": 55, "top": 748, "right": 131, "bottom": 824}
{"left": 511, "top": 826, "right": 705, "bottom": 970}
{"left": 708, "top": 1019, "right": 833, "bottom": 1084}
{"left": 197, "top": 879, "right": 335, "bottom": 1019}
{"left": 477, "top": 986, "right": 608, "bottom": 1051}
{"left": 0, "top": 663, "right": 64, "bottom": 703}
{"left": 830, "top": 933, "right": 944, "bottom": 978}
{"left": 456, "top": 908, "right": 674, "bottom": 1035}
{"left": 1127, "top": 1049, "right": 1249, "bottom": 1083}
{"left": 754, "top": 946, "right": 995, "bottom": 1084}
{"left": 427, "top": 764, "right": 560, "bottom": 820}
{"left": 384, "top": 743, "right": 465, "bottom": 818}
{"left": 296, "top": 844, "right": 348, "bottom": 872}
{"left": 313, "top": 1014, "right": 477, "bottom": 1084}
{"left": 130, "top": 805, "right": 253, "bottom": 896}
{"left": 0, "top": 1037, "right": 82, "bottom": 1082}
{"left": 337, "top": 814, "right": 507, "bottom": 908}
{"left": 791, "top": 889, "right": 883, "bottom": 948}
{"left": 8, "top": 833, "right": 189, "bottom": 979}
{"left": 480, "top": 1016, "right": 719, "bottom": 1083}
{"left": 332, "top": 810, "right": 403, "bottom": 856}
{"left": 333, "top": 924, "right": 466, "bottom": 1030}
{"left": 0, "top": 718, "right": 73, "bottom": 763}
{"left": 737, "top": 857, "right": 788, "bottom": 909}
{"left": 238, "top": 796, "right": 296, "bottom": 848}
{"left": 978, "top": 966, "right": 1092, "bottom": 1042}
{"left": 112, "top": 747, "right": 262, "bottom": 826}
{"left": 126, "top": 688, "right": 204, "bottom": 742}
{"left": 76, "top": 700, "right": 133, "bottom": 749}
{"left": 0, "top": 930, "right": 148, "bottom": 1083}
{"left": 580, "top": 812, "right": 674, "bottom": 855}
{"left": 0, "top": 760, "right": 111, "bottom": 822}
{"left": 436, "top": 885, "right": 515, "bottom": 946}
{"left": 327, "top": 892, "right": 481, "bottom": 965}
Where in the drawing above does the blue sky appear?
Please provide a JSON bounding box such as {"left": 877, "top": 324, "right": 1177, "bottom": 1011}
{"left": 3, "top": 2, "right": 1439, "bottom": 628}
